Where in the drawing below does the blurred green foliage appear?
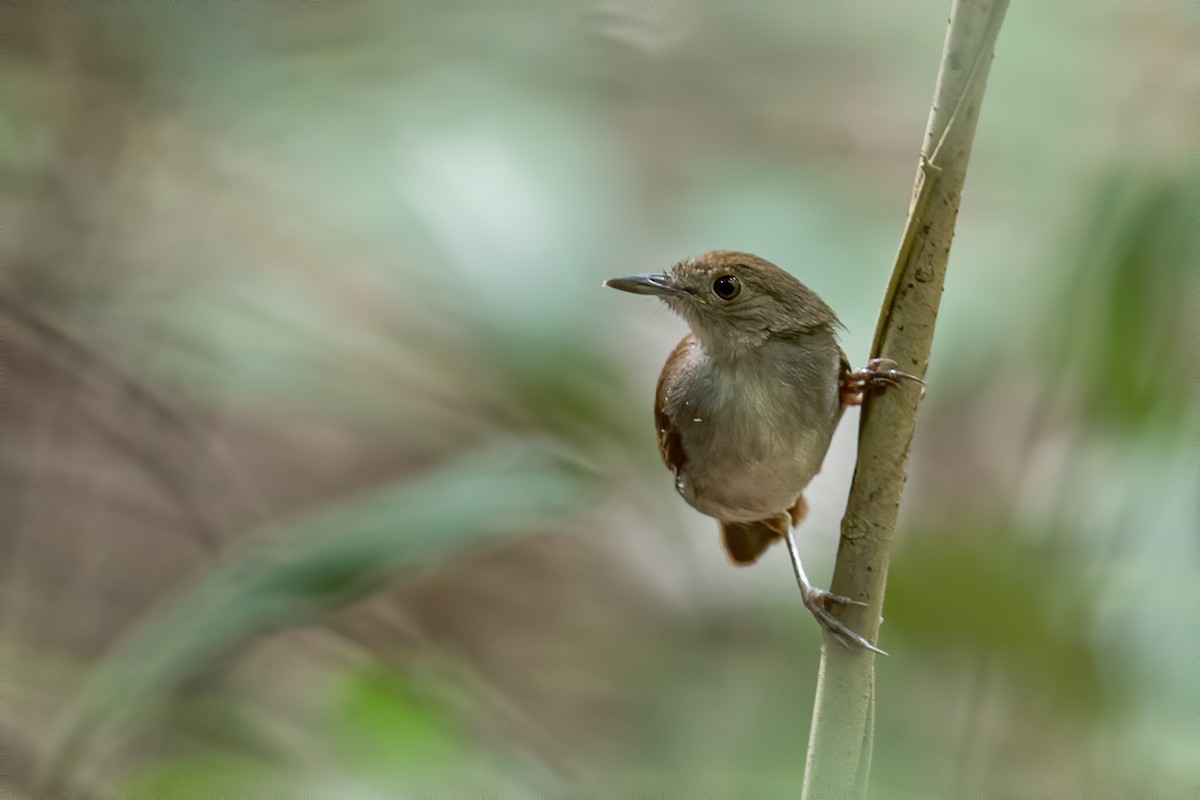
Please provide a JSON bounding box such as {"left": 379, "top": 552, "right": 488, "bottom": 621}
{"left": 41, "top": 444, "right": 587, "bottom": 793}
{"left": 1053, "top": 169, "right": 1196, "bottom": 433}
{"left": 122, "top": 667, "right": 494, "bottom": 798}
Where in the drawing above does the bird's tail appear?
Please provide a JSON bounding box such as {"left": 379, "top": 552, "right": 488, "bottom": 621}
{"left": 720, "top": 516, "right": 789, "bottom": 566}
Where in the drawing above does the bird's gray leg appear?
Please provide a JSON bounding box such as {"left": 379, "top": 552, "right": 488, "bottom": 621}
{"left": 782, "top": 524, "right": 887, "bottom": 656}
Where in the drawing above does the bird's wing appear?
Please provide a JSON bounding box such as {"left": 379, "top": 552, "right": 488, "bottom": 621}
{"left": 839, "top": 346, "right": 852, "bottom": 381}
{"left": 837, "top": 346, "right": 853, "bottom": 419}
{"left": 654, "top": 334, "right": 695, "bottom": 475}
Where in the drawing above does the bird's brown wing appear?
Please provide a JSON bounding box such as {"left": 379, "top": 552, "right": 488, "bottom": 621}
{"left": 837, "top": 346, "right": 854, "bottom": 418}
{"left": 654, "top": 334, "right": 695, "bottom": 475}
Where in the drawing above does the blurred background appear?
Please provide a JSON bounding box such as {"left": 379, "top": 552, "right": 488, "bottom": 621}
{"left": 3, "top": 2, "right": 1197, "bottom": 797}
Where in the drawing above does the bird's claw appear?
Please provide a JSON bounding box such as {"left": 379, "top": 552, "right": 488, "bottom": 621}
{"left": 808, "top": 588, "right": 867, "bottom": 609}
{"left": 868, "top": 357, "right": 924, "bottom": 387}
{"left": 802, "top": 588, "right": 888, "bottom": 656}
{"left": 842, "top": 357, "right": 925, "bottom": 405}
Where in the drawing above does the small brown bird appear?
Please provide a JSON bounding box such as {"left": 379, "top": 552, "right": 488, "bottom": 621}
{"left": 605, "top": 250, "right": 919, "bottom": 653}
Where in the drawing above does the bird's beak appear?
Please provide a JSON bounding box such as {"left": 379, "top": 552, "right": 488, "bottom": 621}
{"left": 603, "top": 273, "right": 686, "bottom": 297}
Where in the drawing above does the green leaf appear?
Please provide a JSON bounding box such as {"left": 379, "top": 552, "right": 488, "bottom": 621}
{"left": 333, "top": 667, "right": 463, "bottom": 779}
{"left": 1051, "top": 168, "right": 1197, "bottom": 433}
{"left": 120, "top": 751, "right": 284, "bottom": 800}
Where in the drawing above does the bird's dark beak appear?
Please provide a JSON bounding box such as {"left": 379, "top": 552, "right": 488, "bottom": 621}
{"left": 603, "top": 273, "right": 686, "bottom": 297}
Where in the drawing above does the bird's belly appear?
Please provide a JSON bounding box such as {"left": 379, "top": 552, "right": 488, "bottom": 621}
{"left": 675, "top": 429, "right": 823, "bottom": 523}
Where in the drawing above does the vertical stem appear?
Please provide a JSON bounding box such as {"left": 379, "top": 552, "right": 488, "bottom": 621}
{"left": 801, "top": 2, "right": 1009, "bottom": 797}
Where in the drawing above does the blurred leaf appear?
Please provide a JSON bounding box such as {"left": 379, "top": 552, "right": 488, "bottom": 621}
{"left": 886, "top": 529, "right": 1105, "bottom": 715}
{"left": 478, "top": 325, "right": 646, "bottom": 453}
{"left": 337, "top": 669, "right": 458, "bottom": 761}
{"left": 41, "top": 442, "right": 590, "bottom": 793}
{"left": 120, "top": 751, "right": 285, "bottom": 800}
{"left": 1052, "top": 168, "right": 1198, "bottom": 433}
{"left": 331, "top": 667, "right": 467, "bottom": 788}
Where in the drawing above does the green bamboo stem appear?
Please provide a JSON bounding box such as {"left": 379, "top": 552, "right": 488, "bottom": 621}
{"left": 801, "top": 2, "right": 1010, "bottom": 797}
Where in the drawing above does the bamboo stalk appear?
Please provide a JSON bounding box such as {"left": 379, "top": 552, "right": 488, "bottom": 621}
{"left": 801, "top": 2, "right": 1010, "bottom": 796}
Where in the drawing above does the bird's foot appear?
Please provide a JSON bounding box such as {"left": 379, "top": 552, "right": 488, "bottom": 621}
{"left": 801, "top": 587, "right": 888, "bottom": 656}
{"left": 841, "top": 357, "right": 924, "bottom": 406}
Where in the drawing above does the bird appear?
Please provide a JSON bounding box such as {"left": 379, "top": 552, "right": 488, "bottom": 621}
{"left": 604, "top": 250, "right": 920, "bottom": 653}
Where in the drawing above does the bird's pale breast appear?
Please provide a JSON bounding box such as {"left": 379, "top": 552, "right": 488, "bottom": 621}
{"left": 661, "top": 334, "right": 843, "bottom": 523}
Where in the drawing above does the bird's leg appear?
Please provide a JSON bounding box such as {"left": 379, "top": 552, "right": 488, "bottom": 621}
{"left": 841, "top": 357, "right": 924, "bottom": 406}
{"left": 782, "top": 524, "right": 887, "bottom": 655}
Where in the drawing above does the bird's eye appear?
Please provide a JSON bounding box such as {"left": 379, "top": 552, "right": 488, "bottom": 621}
{"left": 712, "top": 275, "right": 741, "bottom": 300}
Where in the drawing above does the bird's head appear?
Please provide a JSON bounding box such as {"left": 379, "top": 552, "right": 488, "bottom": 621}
{"left": 605, "top": 250, "right": 840, "bottom": 357}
